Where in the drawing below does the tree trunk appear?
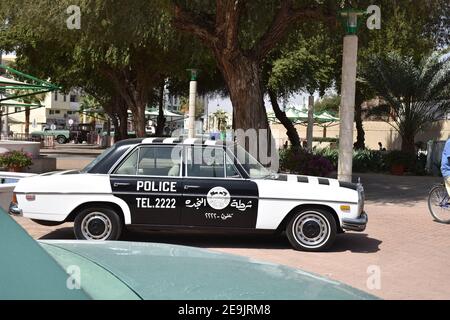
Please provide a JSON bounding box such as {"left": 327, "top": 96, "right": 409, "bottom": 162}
{"left": 401, "top": 134, "right": 416, "bottom": 154}
{"left": 156, "top": 81, "right": 166, "bottom": 136}
{"left": 132, "top": 102, "right": 147, "bottom": 138}
{"left": 353, "top": 87, "right": 365, "bottom": 150}
{"left": 217, "top": 55, "right": 275, "bottom": 163}
{"left": 117, "top": 107, "right": 129, "bottom": 141}
{"left": 25, "top": 107, "right": 30, "bottom": 136}
{"left": 268, "top": 88, "right": 300, "bottom": 149}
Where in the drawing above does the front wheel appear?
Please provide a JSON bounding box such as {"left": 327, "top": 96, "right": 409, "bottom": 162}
{"left": 428, "top": 185, "right": 450, "bottom": 224}
{"left": 74, "top": 207, "right": 123, "bottom": 241}
{"left": 56, "top": 135, "right": 67, "bottom": 144}
{"left": 286, "top": 208, "right": 337, "bottom": 252}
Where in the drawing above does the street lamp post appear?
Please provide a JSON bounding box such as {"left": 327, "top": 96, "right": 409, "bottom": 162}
{"left": 187, "top": 69, "right": 199, "bottom": 139}
{"left": 337, "top": 8, "right": 364, "bottom": 183}
{"left": 307, "top": 94, "right": 315, "bottom": 151}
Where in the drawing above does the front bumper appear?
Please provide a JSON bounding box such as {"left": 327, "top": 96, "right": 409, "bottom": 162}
{"left": 342, "top": 212, "right": 368, "bottom": 232}
{"left": 9, "top": 202, "right": 23, "bottom": 216}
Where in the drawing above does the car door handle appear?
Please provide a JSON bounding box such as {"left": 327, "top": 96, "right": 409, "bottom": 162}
{"left": 114, "top": 182, "right": 131, "bottom": 187}
{"left": 184, "top": 185, "right": 201, "bottom": 190}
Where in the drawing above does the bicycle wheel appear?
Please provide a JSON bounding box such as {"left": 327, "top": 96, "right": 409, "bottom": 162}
{"left": 428, "top": 184, "right": 450, "bottom": 224}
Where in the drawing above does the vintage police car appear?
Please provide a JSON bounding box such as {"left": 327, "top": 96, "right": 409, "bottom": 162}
{"left": 10, "top": 138, "right": 367, "bottom": 251}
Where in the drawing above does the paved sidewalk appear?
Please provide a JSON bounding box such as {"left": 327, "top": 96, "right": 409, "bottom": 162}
{"left": 13, "top": 172, "right": 450, "bottom": 299}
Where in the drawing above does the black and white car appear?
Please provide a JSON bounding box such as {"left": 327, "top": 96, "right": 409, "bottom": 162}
{"left": 10, "top": 138, "right": 367, "bottom": 251}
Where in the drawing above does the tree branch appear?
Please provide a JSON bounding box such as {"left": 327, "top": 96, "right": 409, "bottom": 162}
{"left": 250, "top": 1, "right": 335, "bottom": 62}
{"left": 172, "top": 4, "right": 218, "bottom": 45}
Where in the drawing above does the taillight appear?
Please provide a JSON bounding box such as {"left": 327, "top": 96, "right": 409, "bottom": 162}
{"left": 11, "top": 193, "right": 17, "bottom": 205}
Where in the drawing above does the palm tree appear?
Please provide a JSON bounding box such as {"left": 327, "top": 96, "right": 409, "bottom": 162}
{"left": 212, "top": 109, "right": 228, "bottom": 132}
{"left": 361, "top": 52, "right": 450, "bottom": 153}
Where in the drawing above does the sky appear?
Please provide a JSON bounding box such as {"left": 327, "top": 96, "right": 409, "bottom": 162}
{"left": 206, "top": 91, "right": 332, "bottom": 114}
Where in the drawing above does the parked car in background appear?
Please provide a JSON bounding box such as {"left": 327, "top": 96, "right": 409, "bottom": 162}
{"left": 1, "top": 209, "right": 377, "bottom": 300}
{"left": 11, "top": 138, "right": 367, "bottom": 251}
{"left": 31, "top": 127, "right": 70, "bottom": 144}
{"left": 31, "top": 123, "right": 95, "bottom": 144}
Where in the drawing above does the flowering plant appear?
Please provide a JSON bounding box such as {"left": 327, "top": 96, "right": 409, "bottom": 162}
{"left": 0, "top": 150, "right": 33, "bottom": 171}
{"left": 279, "top": 147, "right": 335, "bottom": 177}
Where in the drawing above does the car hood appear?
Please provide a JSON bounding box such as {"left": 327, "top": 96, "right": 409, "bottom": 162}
{"left": 40, "top": 240, "right": 377, "bottom": 300}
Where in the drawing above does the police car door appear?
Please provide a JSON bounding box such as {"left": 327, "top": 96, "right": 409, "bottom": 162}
{"left": 182, "top": 146, "right": 258, "bottom": 228}
{"left": 110, "top": 144, "right": 183, "bottom": 225}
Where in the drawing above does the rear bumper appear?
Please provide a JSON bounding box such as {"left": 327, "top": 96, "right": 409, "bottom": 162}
{"left": 342, "top": 212, "right": 368, "bottom": 232}
{"left": 9, "top": 202, "right": 23, "bottom": 216}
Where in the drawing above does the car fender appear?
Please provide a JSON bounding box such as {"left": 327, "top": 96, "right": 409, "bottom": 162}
{"left": 253, "top": 177, "right": 359, "bottom": 230}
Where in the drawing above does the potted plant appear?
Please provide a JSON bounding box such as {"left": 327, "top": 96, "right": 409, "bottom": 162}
{"left": 0, "top": 150, "right": 33, "bottom": 172}
{"left": 385, "top": 151, "right": 414, "bottom": 176}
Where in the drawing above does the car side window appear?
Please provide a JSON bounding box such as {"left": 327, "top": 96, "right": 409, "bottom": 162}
{"left": 137, "top": 145, "right": 182, "bottom": 177}
{"left": 114, "top": 148, "right": 139, "bottom": 175}
{"left": 186, "top": 146, "right": 226, "bottom": 178}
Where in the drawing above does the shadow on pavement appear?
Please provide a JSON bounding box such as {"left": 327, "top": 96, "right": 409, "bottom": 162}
{"left": 39, "top": 227, "right": 381, "bottom": 253}
{"left": 354, "top": 173, "right": 441, "bottom": 206}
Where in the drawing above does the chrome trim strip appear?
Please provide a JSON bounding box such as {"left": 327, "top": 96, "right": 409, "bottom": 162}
{"left": 259, "top": 197, "right": 358, "bottom": 205}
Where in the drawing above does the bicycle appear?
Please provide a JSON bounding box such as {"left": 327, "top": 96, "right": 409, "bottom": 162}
{"left": 428, "top": 183, "right": 450, "bottom": 224}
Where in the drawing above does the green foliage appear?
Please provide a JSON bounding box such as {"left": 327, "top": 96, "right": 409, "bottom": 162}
{"left": 266, "top": 24, "right": 339, "bottom": 96}
{"left": 314, "top": 94, "right": 340, "bottom": 114}
{"left": 0, "top": 150, "right": 33, "bottom": 169}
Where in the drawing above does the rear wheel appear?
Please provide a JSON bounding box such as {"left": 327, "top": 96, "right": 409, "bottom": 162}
{"left": 56, "top": 135, "right": 67, "bottom": 144}
{"left": 286, "top": 208, "right": 337, "bottom": 252}
{"left": 74, "top": 207, "right": 123, "bottom": 241}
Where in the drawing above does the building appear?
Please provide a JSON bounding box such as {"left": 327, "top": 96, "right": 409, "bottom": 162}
{"left": 4, "top": 90, "right": 82, "bottom": 134}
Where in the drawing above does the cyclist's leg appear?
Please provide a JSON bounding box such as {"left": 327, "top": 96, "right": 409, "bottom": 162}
{"left": 444, "top": 176, "right": 450, "bottom": 198}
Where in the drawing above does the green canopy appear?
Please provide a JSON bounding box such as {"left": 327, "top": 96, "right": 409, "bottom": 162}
{"left": 268, "top": 107, "right": 339, "bottom": 125}
{"left": 0, "top": 64, "right": 59, "bottom": 102}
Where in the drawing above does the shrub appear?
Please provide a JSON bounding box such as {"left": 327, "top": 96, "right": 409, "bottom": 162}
{"left": 352, "top": 149, "right": 386, "bottom": 173}
{"left": 279, "top": 147, "right": 335, "bottom": 177}
{"left": 313, "top": 148, "right": 426, "bottom": 175}
{"left": 0, "top": 150, "right": 33, "bottom": 170}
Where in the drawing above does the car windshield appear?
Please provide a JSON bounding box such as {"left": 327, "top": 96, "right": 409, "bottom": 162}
{"left": 232, "top": 144, "right": 274, "bottom": 179}
{"left": 81, "top": 146, "right": 115, "bottom": 173}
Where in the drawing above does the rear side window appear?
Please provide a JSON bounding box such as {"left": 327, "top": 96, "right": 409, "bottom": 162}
{"left": 137, "top": 146, "right": 182, "bottom": 177}
{"left": 114, "top": 146, "right": 182, "bottom": 177}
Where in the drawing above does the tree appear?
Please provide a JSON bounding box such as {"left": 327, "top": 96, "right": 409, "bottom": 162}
{"left": 265, "top": 23, "right": 338, "bottom": 148}
{"left": 361, "top": 52, "right": 450, "bottom": 153}
{"left": 172, "top": 0, "right": 336, "bottom": 156}
{"left": 212, "top": 109, "right": 229, "bottom": 132}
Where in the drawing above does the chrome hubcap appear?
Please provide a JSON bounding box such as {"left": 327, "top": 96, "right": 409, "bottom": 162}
{"left": 293, "top": 212, "right": 330, "bottom": 248}
{"left": 81, "top": 212, "right": 112, "bottom": 240}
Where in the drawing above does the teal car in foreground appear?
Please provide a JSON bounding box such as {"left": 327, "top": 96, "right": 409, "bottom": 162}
{"left": 0, "top": 210, "right": 377, "bottom": 300}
